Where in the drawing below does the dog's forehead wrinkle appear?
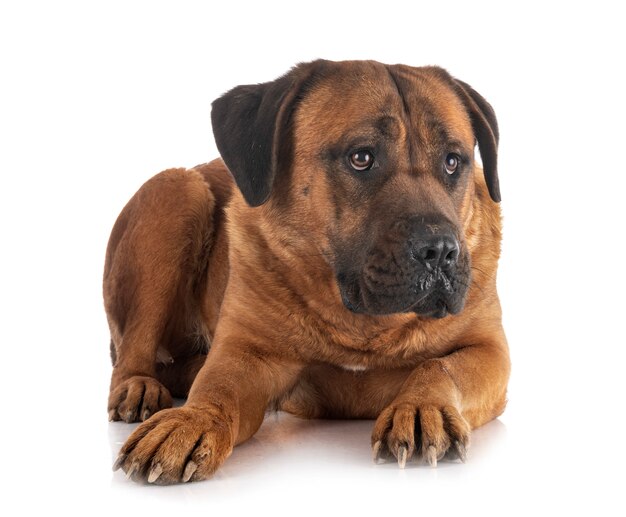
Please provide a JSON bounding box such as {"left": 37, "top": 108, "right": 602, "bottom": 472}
{"left": 384, "top": 66, "right": 474, "bottom": 166}
{"left": 384, "top": 65, "right": 413, "bottom": 150}
{"left": 385, "top": 66, "right": 446, "bottom": 173}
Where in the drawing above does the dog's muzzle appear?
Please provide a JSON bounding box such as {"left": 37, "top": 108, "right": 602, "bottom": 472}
{"left": 338, "top": 218, "right": 471, "bottom": 318}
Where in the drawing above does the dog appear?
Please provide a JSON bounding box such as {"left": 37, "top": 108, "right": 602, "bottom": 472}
{"left": 105, "top": 59, "right": 510, "bottom": 484}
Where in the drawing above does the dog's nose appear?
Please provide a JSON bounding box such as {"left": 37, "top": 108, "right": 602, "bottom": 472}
{"left": 412, "top": 234, "right": 460, "bottom": 270}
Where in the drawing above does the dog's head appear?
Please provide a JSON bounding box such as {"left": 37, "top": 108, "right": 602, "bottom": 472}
{"left": 212, "top": 60, "right": 499, "bottom": 319}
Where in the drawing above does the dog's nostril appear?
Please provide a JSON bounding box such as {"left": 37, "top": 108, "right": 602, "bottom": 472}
{"left": 444, "top": 248, "right": 459, "bottom": 263}
{"left": 441, "top": 241, "right": 460, "bottom": 269}
{"left": 424, "top": 249, "right": 438, "bottom": 261}
{"left": 414, "top": 243, "right": 444, "bottom": 267}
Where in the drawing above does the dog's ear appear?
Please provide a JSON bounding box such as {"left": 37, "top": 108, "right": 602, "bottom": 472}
{"left": 211, "top": 63, "right": 318, "bottom": 207}
{"left": 453, "top": 79, "right": 501, "bottom": 203}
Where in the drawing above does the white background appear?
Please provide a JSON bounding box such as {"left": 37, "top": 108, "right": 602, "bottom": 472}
{"left": 1, "top": 0, "right": 625, "bottom": 515}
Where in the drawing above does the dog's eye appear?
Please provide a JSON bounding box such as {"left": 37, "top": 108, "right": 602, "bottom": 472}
{"left": 349, "top": 150, "right": 375, "bottom": 171}
{"left": 444, "top": 153, "right": 460, "bottom": 175}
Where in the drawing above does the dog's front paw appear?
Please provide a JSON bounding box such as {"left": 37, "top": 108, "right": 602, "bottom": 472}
{"left": 108, "top": 375, "right": 173, "bottom": 422}
{"left": 113, "top": 406, "right": 234, "bottom": 484}
{"left": 371, "top": 402, "right": 470, "bottom": 468}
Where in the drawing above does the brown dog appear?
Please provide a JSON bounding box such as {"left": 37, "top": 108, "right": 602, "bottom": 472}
{"left": 106, "top": 59, "right": 510, "bottom": 484}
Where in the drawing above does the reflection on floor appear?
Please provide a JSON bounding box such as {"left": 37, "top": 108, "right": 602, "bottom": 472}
{"left": 109, "top": 402, "right": 508, "bottom": 502}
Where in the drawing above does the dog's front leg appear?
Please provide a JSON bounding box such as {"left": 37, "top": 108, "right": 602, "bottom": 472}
{"left": 372, "top": 328, "right": 510, "bottom": 468}
{"left": 113, "top": 338, "right": 302, "bottom": 484}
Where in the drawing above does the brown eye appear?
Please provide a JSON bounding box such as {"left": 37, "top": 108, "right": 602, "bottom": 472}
{"left": 349, "top": 150, "right": 374, "bottom": 171}
{"left": 444, "top": 153, "right": 460, "bottom": 175}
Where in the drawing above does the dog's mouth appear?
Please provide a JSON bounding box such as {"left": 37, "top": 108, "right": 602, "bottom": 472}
{"left": 338, "top": 267, "right": 468, "bottom": 318}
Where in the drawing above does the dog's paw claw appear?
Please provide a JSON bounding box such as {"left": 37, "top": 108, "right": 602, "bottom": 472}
{"left": 126, "top": 461, "right": 139, "bottom": 480}
{"left": 372, "top": 440, "right": 384, "bottom": 464}
{"left": 426, "top": 445, "right": 437, "bottom": 468}
{"left": 454, "top": 440, "right": 467, "bottom": 463}
{"left": 112, "top": 454, "right": 126, "bottom": 472}
{"left": 147, "top": 463, "right": 163, "bottom": 484}
{"left": 182, "top": 461, "right": 198, "bottom": 483}
{"left": 397, "top": 445, "right": 408, "bottom": 469}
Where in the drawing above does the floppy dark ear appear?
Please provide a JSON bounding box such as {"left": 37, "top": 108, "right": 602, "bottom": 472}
{"left": 453, "top": 79, "right": 501, "bottom": 203}
{"left": 211, "top": 64, "right": 316, "bottom": 207}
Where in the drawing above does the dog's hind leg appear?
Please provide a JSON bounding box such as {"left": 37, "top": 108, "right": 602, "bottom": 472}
{"left": 104, "top": 168, "right": 216, "bottom": 423}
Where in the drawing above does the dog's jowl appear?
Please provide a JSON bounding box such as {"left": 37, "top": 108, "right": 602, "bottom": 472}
{"left": 105, "top": 59, "right": 510, "bottom": 484}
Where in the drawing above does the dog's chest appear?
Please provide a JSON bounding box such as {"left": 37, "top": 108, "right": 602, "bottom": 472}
{"left": 307, "top": 317, "right": 453, "bottom": 370}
